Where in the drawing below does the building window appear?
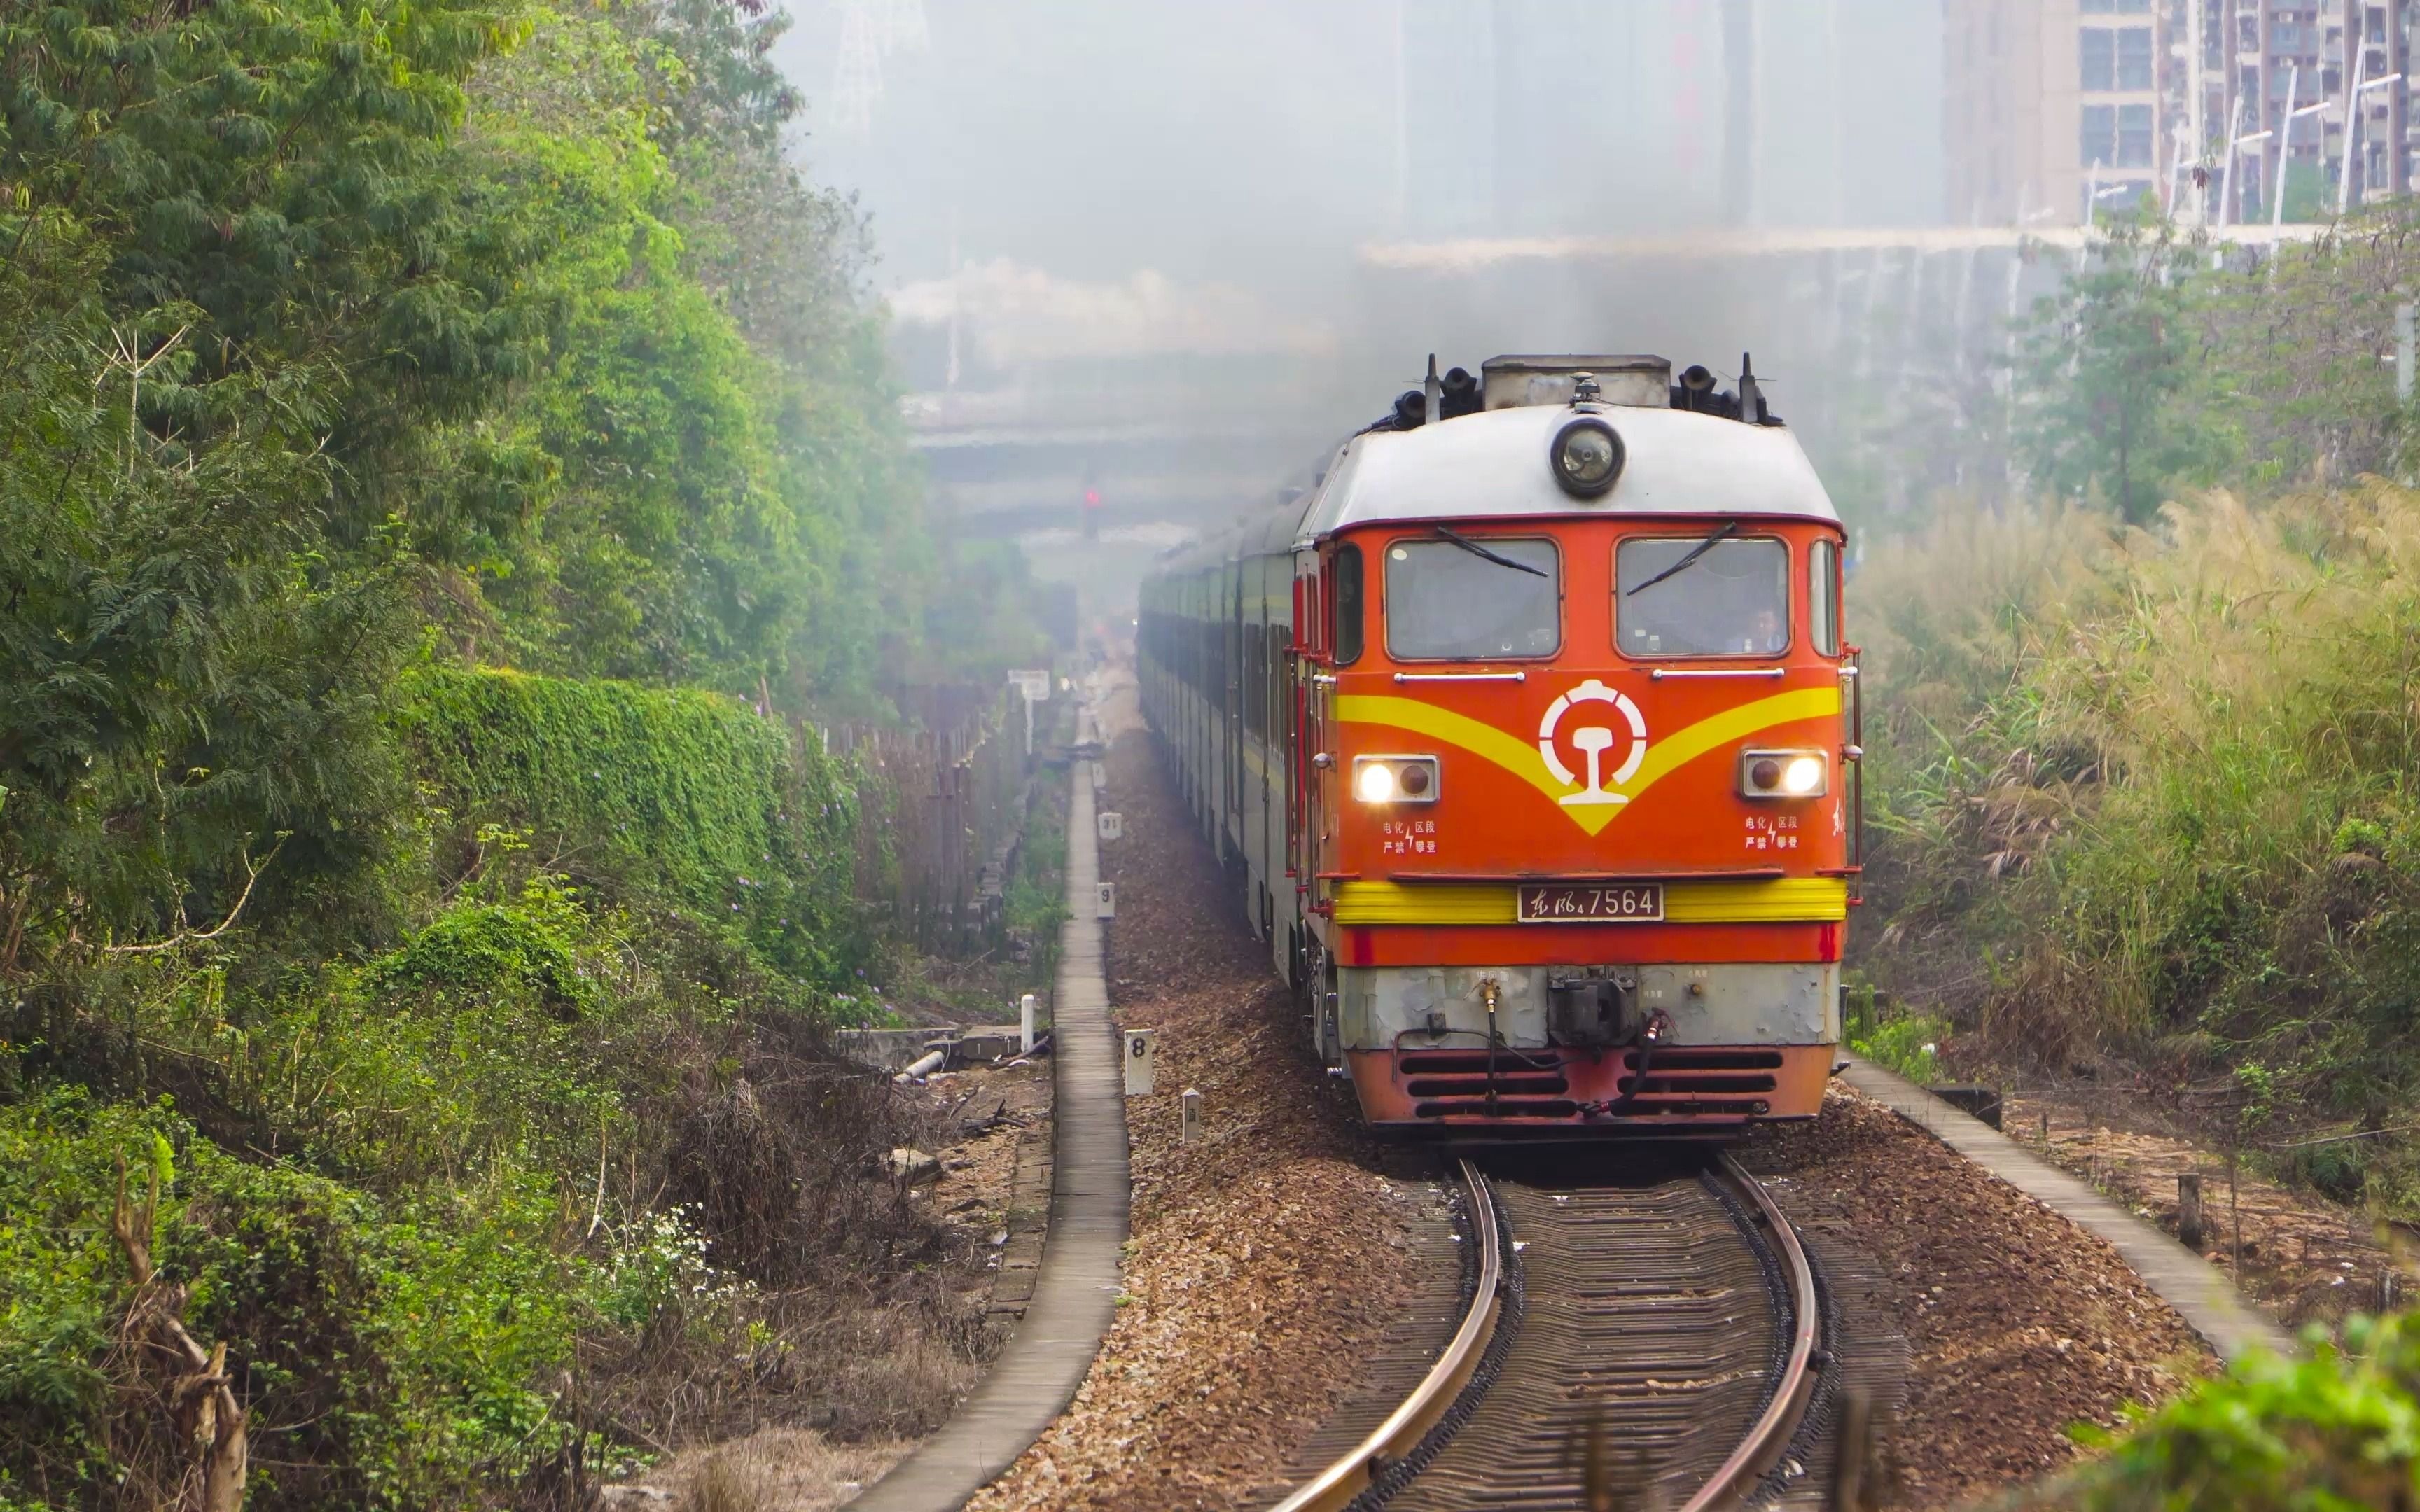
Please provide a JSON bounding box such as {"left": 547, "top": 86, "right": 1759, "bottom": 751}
{"left": 2082, "top": 28, "right": 2115, "bottom": 89}
{"left": 2080, "top": 0, "right": 2150, "bottom": 11}
{"left": 2119, "top": 103, "right": 2154, "bottom": 166}
{"left": 2082, "top": 104, "right": 2156, "bottom": 169}
{"left": 2082, "top": 104, "right": 2114, "bottom": 167}
{"left": 2118, "top": 27, "right": 2153, "bottom": 88}
{"left": 2081, "top": 27, "right": 2154, "bottom": 90}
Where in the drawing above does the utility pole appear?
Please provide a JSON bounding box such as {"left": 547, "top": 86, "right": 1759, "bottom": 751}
{"left": 2258, "top": 4, "right": 2277, "bottom": 221}
{"left": 2222, "top": 2, "right": 2240, "bottom": 225}
{"left": 1828, "top": 0, "right": 1847, "bottom": 225}
{"left": 2349, "top": 0, "right": 2369, "bottom": 209}
{"left": 2342, "top": 12, "right": 2369, "bottom": 216}
{"left": 944, "top": 207, "right": 961, "bottom": 391}
{"left": 1722, "top": 0, "right": 1755, "bottom": 227}
{"left": 1392, "top": 0, "right": 1410, "bottom": 234}
{"left": 2395, "top": 1, "right": 2412, "bottom": 195}
{"left": 2276, "top": 64, "right": 2299, "bottom": 229}
{"left": 2188, "top": 0, "right": 2208, "bottom": 223}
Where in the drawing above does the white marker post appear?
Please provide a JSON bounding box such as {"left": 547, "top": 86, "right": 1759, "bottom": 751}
{"left": 2399, "top": 299, "right": 2416, "bottom": 405}
{"left": 1124, "top": 1029, "right": 1156, "bottom": 1096}
{"left": 1018, "top": 992, "right": 1037, "bottom": 1054}
{"left": 1095, "top": 882, "right": 1115, "bottom": 920}
{"left": 1180, "top": 1086, "right": 1203, "bottom": 1141}
{"left": 1008, "top": 668, "right": 1050, "bottom": 753}
{"left": 1097, "top": 811, "right": 1122, "bottom": 841}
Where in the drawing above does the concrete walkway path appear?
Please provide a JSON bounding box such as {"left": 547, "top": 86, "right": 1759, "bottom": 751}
{"left": 848, "top": 736, "right": 1129, "bottom": 1511}
{"left": 1840, "top": 1056, "right": 2297, "bottom": 1362}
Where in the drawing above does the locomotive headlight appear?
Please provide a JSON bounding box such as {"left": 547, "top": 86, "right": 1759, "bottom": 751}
{"left": 1550, "top": 416, "right": 1626, "bottom": 500}
{"left": 1355, "top": 762, "right": 1397, "bottom": 803}
{"left": 1353, "top": 754, "right": 1440, "bottom": 804}
{"left": 1780, "top": 755, "right": 1826, "bottom": 795}
{"left": 1739, "top": 748, "right": 1828, "bottom": 799}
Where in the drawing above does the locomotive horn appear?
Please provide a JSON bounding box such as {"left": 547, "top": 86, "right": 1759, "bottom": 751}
{"left": 1440, "top": 365, "right": 1482, "bottom": 418}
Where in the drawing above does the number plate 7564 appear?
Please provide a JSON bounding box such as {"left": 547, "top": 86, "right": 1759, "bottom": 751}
{"left": 1515, "top": 883, "right": 1664, "bottom": 923}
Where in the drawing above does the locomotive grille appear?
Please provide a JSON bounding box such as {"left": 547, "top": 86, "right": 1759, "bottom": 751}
{"left": 1614, "top": 1048, "right": 1781, "bottom": 1115}
{"left": 1400, "top": 1046, "right": 1785, "bottom": 1121}
{"left": 1400, "top": 1047, "right": 1575, "bottom": 1119}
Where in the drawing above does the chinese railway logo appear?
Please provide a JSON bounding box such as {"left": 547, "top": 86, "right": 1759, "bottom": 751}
{"left": 1538, "top": 680, "right": 1648, "bottom": 808}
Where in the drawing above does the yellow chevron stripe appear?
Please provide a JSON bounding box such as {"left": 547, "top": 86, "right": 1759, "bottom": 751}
{"left": 1336, "top": 685, "right": 1842, "bottom": 836}
{"left": 1330, "top": 877, "right": 1849, "bottom": 927}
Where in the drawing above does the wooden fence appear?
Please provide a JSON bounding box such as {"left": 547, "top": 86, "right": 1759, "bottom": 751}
{"left": 815, "top": 680, "right": 1059, "bottom": 955}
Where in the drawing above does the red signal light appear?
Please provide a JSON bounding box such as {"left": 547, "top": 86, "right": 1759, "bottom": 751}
{"left": 1083, "top": 489, "right": 1101, "bottom": 507}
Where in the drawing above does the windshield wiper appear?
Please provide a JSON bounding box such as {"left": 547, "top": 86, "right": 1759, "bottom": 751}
{"left": 1433, "top": 524, "right": 1548, "bottom": 578}
{"left": 1625, "top": 521, "right": 1740, "bottom": 596}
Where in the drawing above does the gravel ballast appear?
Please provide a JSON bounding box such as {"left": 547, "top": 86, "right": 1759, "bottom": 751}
{"left": 967, "top": 705, "right": 1435, "bottom": 1512}
{"left": 1744, "top": 1096, "right": 2215, "bottom": 1506}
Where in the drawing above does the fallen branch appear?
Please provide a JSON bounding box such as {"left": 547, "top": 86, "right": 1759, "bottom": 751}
{"left": 113, "top": 1156, "right": 249, "bottom": 1512}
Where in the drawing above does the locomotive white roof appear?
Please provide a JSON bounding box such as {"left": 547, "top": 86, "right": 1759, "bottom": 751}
{"left": 1306, "top": 402, "right": 1840, "bottom": 537}
{"left": 1152, "top": 386, "right": 1840, "bottom": 579}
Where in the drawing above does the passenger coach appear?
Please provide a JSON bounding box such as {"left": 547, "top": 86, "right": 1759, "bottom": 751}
{"left": 1139, "top": 354, "right": 1859, "bottom": 1137}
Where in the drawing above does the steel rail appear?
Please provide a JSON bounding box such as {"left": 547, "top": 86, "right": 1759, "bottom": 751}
{"left": 1678, "top": 1153, "right": 1823, "bottom": 1512}
{"left": 1268, "top": 1158, "right": 1503, "bottom": 1512}
{"left": 1270, "top": 1154, "right": 1819, "bottom": 1512}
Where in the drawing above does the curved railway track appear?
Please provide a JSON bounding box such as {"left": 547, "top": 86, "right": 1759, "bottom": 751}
{"left": 1272, "top": 1152, "right": 1823, "bottom": 1512}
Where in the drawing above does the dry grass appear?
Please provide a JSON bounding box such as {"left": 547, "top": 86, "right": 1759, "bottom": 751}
{"left": 648, "top": 1429, "right": 912, "bottom": 1512}
{"left": 1858, "top": 484, "right": 2420, "bottom": 1134}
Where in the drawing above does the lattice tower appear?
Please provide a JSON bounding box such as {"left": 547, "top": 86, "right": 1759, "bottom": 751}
{"left": 829, "top": 0, "right": 883, "bottom": 140}
{"left": 881, "top": 0, "right": 929, "bottom": 54}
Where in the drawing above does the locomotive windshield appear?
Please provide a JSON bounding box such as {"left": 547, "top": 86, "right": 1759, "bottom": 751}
{"left": 1616, "top": 536, "right": 1789, "bottom": 657}
{"left": 1384, "top": 536, "right": 1560, "bottom": 659}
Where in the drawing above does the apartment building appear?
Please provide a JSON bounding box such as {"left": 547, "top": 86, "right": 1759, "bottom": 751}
{"left": 1947, "top": 0, "right": 2415, "bottom": 225}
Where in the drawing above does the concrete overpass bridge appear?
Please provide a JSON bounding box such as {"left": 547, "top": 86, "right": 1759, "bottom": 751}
{"left": 910, "top": 219, "right": 2334, "bottom": 542}
{"left": 903, "top": 386, "right": 1341, "bottom": 539}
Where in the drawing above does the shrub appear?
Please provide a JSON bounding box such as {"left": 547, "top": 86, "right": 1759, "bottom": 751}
{"left": 1849, "top": 1011, "right": 1952, "bottom": 1086}
{"left": 2043, "top": 1313, "right": 2420, "bottom": 1508}
{"left": 0, "top": 1090, "right": 596, "bottom": 1511}
{"left": 394, "top": 666, "right": 867, "bottom": 986}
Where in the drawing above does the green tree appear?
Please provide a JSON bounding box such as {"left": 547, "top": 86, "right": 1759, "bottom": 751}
{"left": 2013, "top": 218, "right": 2202, "bottom": 524}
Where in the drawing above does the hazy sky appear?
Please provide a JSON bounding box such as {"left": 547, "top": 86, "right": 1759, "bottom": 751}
{"left": 773, "top": 0, "right": 1948, "bottom": 313}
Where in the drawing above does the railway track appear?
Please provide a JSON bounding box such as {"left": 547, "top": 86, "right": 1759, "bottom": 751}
{"left": 1271, "top": 1152, "right": 1823, "bottom": 1512}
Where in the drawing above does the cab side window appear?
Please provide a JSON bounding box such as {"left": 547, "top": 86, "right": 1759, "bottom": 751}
{"left": 1332, "top": 544, "right": 1365, "bottom": 665}
{"left": 1810, "top": 540, "right": 1842, "bottom": 657}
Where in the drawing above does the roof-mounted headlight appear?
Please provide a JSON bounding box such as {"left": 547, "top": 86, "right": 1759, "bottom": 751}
{"left": 1550, "top": 416, "right": 1625, "bottom": 500}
